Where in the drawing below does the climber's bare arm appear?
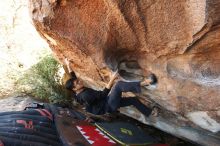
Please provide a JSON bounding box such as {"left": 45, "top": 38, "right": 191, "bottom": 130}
{"left": 64, "top": 58, "right": 73, "bottom": 73}
{"left": 106, "top": 70, "right": 119, "bottom": 89}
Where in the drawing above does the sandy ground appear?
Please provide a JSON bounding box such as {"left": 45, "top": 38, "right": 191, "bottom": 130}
{"left": 0, "top": 0, "right": 51, "bottom": 98}
{"left": 0, "top": 96, "right": 36, "bottom": 112}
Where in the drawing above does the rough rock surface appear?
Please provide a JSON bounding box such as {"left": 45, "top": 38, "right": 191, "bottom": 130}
{"left": 29, "top": 0, "right": 220, "bottom": 145}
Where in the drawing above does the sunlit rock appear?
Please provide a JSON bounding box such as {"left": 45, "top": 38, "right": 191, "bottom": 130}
{"left": 29, "top": 0, "right": 220, "bottom": 145}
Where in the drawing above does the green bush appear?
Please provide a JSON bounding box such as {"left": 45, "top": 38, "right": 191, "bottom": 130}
{"left": 17, "top": 55, "right": 72, "bottom": 105}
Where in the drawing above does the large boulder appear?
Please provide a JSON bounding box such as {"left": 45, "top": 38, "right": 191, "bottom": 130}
{"left": 29, "top": 0, "right": 220, "bottom": 145}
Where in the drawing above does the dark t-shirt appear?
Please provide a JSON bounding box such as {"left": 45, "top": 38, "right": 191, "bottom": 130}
{"left": 76, "top": 88, "right": 110, "bottom": 115}
{"left": 69, "top": 71, "right": 110, "bottom": 115}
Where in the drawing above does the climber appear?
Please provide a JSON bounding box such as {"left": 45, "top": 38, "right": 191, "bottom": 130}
{"left": 64, "top": 58, "right": 157, "bottom": 117}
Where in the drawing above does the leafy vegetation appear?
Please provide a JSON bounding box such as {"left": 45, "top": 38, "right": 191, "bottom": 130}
{"left": 17, "top": 55, "right": 72, "bottom": 105}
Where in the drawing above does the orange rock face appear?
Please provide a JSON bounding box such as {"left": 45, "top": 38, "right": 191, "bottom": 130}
{"left": 29, "top": 0, "right": 220, "bottom": 135}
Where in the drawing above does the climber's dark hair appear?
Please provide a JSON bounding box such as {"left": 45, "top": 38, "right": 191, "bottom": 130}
{"left": 65, "top": 71, "right": 77, "bottom": 90}
{"left": 70, "top": 72, "right": 77, "bottom": 80}
{"left": 149, "top": 73, "right": 157, "bottom": 85}
{"left": 65, "top": 79, "right": 74, "bottom": 90}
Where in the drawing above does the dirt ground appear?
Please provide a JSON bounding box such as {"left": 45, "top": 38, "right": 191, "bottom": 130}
{"left": 0, "top": 96, "right": 36, "bottom": 112}
{"left": 0, "top": 0, "right": 51, "bottom": 98}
